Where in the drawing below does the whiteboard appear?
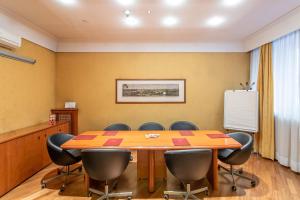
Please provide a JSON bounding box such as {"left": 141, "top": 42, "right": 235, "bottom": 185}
{"left": 224, "top": 90, "right": 259, "bottom": 132}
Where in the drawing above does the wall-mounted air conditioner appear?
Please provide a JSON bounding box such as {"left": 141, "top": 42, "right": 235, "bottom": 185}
{"left": 0, "top": 28, "right": 21, "bottom": 49}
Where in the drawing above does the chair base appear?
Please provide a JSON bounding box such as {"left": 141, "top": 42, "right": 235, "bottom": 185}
{"left": 219, "top": 164, "right": 256, "bottom": 191}
{"left": 41, "top": 164, "right": 82, "bottom": 191}
{"left": 89, "top": 184, "right": 132, "bottom": 200}
{"left": 164, "top": 183, "right": 208, "bottom": 200}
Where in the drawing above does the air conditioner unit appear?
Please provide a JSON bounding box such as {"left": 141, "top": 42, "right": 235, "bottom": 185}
{"left": 0, "top": 28, "right": 21, "bottom": 49}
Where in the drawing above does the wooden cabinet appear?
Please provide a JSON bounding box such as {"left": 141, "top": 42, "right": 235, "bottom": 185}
{"left": 0, "top": 122, "right": 69, "bottom": 197}
{"left": 51, "top": 108, "right": 78, "bottom": 135}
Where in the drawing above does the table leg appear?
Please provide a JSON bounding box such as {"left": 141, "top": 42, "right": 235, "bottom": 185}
{"left": 84, "top": 171, "right": 90, "bottom": 196}
{"left": 208, "top": 149, "right": 218, "bottom": 191}
{"left": 148, "top": 150, "right": 155, "bottom": 193}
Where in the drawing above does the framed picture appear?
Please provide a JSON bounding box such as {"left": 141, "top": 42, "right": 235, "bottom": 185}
{"left": 116, "top": 79, "right": 186, "bottom": 104}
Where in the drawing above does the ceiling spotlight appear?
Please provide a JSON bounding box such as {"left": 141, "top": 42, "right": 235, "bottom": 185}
{"left": 162, "top": 16, "right": 178, "bottom": 27}
{"left": 56, "top": 0, "right": 78, "bottom": 6}
{"left": 123, "top": 16, "right": 140, "bottom": 27}
{"left": 222, "top": 0, "right": 243, "bottom": 7}
{"left": 206, "top": 16, "right": 225, "bottom": 27}
{"left": 116, "top": 0, "right": 135, "bottom": 6}
{"left": 164, "top": 0, "right": 185, "bottom": 7}
{"left": 124, "top": 9, "right": 131, "bottom": 17}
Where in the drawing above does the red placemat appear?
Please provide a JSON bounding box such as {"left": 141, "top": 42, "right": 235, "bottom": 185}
{"left": 179, "top": 131, "right": 194, "bottom": 136}
{"left": 102, "top": 131, "right": 118, "bottom": 136}
{"left": 206, "top": 134, "right": 230, "bottom": 139}
{"left": 103, "top": 138, "right": 123, "bottom": 146}
{"left": 73, "top": 135, "right": 97, "bottom": 140}
{"left": 172, "top": 138, "right": 191, "bottom": 146}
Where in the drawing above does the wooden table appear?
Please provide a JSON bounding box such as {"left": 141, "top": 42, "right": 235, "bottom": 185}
{"left": 61, "top": 130, "right": 241, "bottom": 193}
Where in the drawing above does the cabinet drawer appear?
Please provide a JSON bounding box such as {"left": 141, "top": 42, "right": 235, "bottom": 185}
{"left": 57, "top": 123, "right": 69, "bottom": 134}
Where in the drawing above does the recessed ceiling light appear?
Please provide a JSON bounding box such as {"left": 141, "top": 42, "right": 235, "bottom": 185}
{"left": 56, "top": 0, "right": 78, "bottom": 6}
{"left": 123, "top": 16, "right": 140, "bottom": 27}
{"left": 124, "top": 9, "right": 131, "bottom": 17}
{"left": 162, "top": 16, "right": 179, "bottom": 27}
{"left": 222, "top": 0, "right": 243, "bottom": 7}
{"left": 116, "top": 0, "right": 135, "bottom": 6}
{"left": 164, "top": 0, "right": 186, "bottom": 7}
{"left": 206, "top": 16, "right": 225, "bottom": 27}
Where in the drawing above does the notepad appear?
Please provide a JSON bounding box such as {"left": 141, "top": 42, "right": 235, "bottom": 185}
{"left": 172, "top": 138, "right": 190, "bottom": 146}
{"left": 103, "top": 138, "right": 123, "bottom": 146}
{"left": 206, "top": 134, "right": 230, "bottom": 139}
{"left": 179, "top": 131, "right": 194, "bottom": 136}
{"left": 102, "top": 131, "right": 118, "bottom": 136}
{"left": 73, "top": 135, "right": 97, "bottom": 140}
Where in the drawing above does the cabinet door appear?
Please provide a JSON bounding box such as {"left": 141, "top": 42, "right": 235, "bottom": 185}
{"left": 57, "top": 123, "right": 70, "bottom": 134}
{"left": 6, "top": 132, "right": 43, "bottom": 190}
{"left": 42, "top": 127, "right": 57, "bottom": 167}
{"left": 0, "top": 143, "right": 8, "bottom": 196}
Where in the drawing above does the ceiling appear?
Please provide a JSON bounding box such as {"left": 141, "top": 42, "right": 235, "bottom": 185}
{"left": 0, "top": 0, "right": 300, "bottom": 43}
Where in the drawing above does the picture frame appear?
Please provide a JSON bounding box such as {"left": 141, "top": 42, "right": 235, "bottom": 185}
{"left": 116, "top": 79, "right": 186, "bottom": 104}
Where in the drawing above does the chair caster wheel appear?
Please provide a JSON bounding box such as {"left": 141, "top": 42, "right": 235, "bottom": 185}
{"left": 251, "top": 181, "right": 256, "bottom": 187}
{"left": 205, "top": 190, "right": 209, "bottom": 196}
{"left": 232, "top": 186, "right": 237, "bottom": 191}
{"left": 41, "top": 183, "right": 46, "bottom": 189}
{"left": 163, "top": 194, "right": 169, "bottom": 200}
{"left": 60, "top": 186, "right": 65, "bottom": 192}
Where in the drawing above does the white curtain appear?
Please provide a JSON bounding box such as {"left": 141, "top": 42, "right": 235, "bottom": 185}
{"left": 273, "top": 30, "right": 300, "bottom": 173}
{"left": 250, "top": 48, "right": 260, "bottom": 91}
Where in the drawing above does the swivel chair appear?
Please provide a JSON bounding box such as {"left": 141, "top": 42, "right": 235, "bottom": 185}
{"left": 138, "top": 122, "right": 165, "bottom": 130}
{"left": 81, "top": 149, "right": 132, "bottom": 200}
{"left": 163, "top": 149, "right": 212, "bottom": 200}
{"left": 104, "top": 123, "right": 131, "bottom": 131}
{"left": 218, "top": 132, "right": 256, "bottom": 191}
{"left": 169, "top": 121, "right": 199, "bottom": 130}
{"left": 41, "top": 133, "right": 82, "bottom": 191}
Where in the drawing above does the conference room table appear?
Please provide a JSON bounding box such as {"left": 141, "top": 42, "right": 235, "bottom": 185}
{"left": 61, "top": 130, "right": 242, "bottom": 193}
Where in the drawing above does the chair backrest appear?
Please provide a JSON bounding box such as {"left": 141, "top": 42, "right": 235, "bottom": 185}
{"left": 138, "top": 122, "right": 165, "bottom": 131}
{"left": 47, "top": 133, "right": 78, "bottom": 166}
{"left": 104, "top": 123, "right": 131, "bottom": 131}
{"left": 169, "top": 121, "right": 199, "bottom": 130}
{"left": 164, "top": 149, "right": 212, "bottom": 182}
{"left": 225, "top": 132, "right": 253, "bottom": 165}
{"left": 81, "top": 149, "right": 131, "bottom": 181}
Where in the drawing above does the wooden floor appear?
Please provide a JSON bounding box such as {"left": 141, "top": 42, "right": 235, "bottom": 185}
{"left": 1, "top": 153, "right": 300, "bottom": 200}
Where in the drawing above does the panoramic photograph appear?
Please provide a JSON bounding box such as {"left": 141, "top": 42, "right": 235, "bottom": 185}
{"left": 122, "top": 83, "right": 180, "bottom": 97}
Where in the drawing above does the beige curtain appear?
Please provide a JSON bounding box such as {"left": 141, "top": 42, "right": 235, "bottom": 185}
{"left": 255, "top": 43, "right": 275, "bottom": 160}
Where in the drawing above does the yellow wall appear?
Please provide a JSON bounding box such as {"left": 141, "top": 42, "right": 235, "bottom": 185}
{"left": 56, "top": 52, "right": 249, "bottom": 132}
{"left": 0, "top": 39, "right": 55, "bottom": 134}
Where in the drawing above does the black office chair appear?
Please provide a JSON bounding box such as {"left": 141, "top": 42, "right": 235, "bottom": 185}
{"left": 81, "top": 149, "right": 132, "bottom": 200}
{"left": 169, "top": 121, "right": 199, "bottom": 130}
{"left": 104, "top": 123, "right": 131, "bottom": 131}
{"left": 41, "top": 133, "right": 82, "bottom": 191}
{"left": 163, "top": 149, "right": 211, "bottom": 199}
{"left": 218, "top": 132, "right": 256, "bottom": 191}
{"left": 138, "top": 122, "right": 165, "bottom": 130}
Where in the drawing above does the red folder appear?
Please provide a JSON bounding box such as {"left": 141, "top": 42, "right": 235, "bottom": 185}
{"left": 103, "top": 138, "right": 123, "bottom": 146}
{"left": 206, "top": 134, "right": 230, "bottom": 139}
{"left": 172, "top": 138, "right": 191, "bottom": 146}
{"left": 73, "top": 135, "right": 97, "bottom": 140}
{"left": 179, "top": 131, "right": 194, "bottom": 136}
{"left": 102, "top": 131, "right": 118, "bottom": 136}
